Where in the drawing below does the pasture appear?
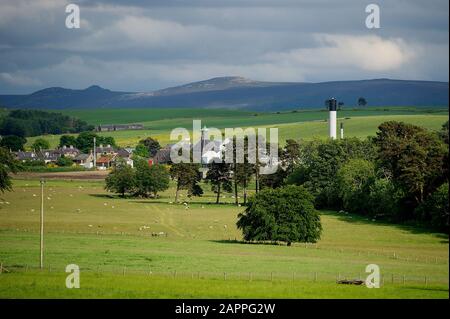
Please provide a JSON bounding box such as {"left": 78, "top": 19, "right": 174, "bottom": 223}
{"left": 0, "top": 178, "right": 448, "bottom": 298}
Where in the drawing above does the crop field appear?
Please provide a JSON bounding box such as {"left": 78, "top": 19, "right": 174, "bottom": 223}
{"left": 26, "top": 107, "right": 449, "bottom": 148}
{"left": 0, "top": 178, "right": 448, "bottom": 298}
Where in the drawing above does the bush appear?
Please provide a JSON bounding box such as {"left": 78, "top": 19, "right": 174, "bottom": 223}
{"left": 56, "top": 156, "right": 74, "bottom": 167}
{"left": 237, "top": 185, "right": 322, "bottom": 245}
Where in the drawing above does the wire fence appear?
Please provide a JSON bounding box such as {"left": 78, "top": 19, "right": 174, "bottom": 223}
{"left": 1, "top": 263, "right": 448, "bottom": 286}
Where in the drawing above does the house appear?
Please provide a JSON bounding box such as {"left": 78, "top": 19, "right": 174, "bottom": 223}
{"left": 37, "top": 150, "right": 61, "bottom": 164}
{"left": 16, "top": 151, "right": 39, "bottom": 162}
{"left": 96, "top": 144, "right": 116, "bottom": 156}
{"left": 116, "top": 148, "right": 134, "bottom": 167}
{"left": 116, "top": 148, "right": 132, "bottom": 158}
{"left": 96, "top": 155, "right": 115, "bottom": 170}
{"left": 74, "top": 153, "right": 94, "bottom": 168}
{"left": 58, "top": 145, "right": 80, "bottom": 158}
{"left": 153, "top": 147, "right": 172, "bottom": 164}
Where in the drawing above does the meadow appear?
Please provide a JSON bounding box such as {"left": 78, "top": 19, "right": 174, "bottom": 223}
{"left": 0, "top": 178, "right": 448, "bottom": 298}
{"left": 25, "top": 107, "right": 449, "bottom": 148}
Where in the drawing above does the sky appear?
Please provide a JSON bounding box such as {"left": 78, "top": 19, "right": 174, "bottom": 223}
{"left": 0, "top": 0, "right": 448, "bottom": 94}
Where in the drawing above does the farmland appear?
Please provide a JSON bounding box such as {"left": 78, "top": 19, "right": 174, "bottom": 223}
{"left": 0, "top": 178, "right": 448, "bottom": 298}
{"left": 24, "top": 107, "right": 449, "bottom": 148}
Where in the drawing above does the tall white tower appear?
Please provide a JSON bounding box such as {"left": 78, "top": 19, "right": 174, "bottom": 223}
{"left": 328, "top": 98, "right": 337, "bottom": 139}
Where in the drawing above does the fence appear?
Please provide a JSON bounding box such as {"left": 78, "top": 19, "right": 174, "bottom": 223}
{"left": 1, "top": 263, "right": 448, "bottom": 286}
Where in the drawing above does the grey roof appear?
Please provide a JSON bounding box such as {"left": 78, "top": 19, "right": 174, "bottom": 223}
{"left": 74, "top": 153, "right": 90, "bottom": 161}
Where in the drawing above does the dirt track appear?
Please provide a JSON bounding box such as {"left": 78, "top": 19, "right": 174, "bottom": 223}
{"left": 13, "top": 170, "right": 109, "bottom": 180}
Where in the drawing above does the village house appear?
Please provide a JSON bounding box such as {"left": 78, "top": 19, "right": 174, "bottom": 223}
{"left": 116, "top": 148, "right": 134, "bottom": 167}
{"left": 73, "top": 153, "right": 94, "bottom": 168}
{"left": 57, "top": 145, "right": 80, "bottom": 158}
{"left": 96, "top": 155, "right": 115, "bottom": 170}
{"left": 37, "top": 149, "right": 61, "bottom": 164}
{"left": 16, "top": 151, "right": 39, "bottom": 162}
{"left": 152, "top": 145, "right": 172, "bottom": 164}
{"left": 96, "top": 144, "right": 116, "bottom": 156}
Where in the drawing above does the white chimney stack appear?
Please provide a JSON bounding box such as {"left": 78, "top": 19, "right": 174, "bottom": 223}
{"left": 328, "top": 98, "right": 337, "bottom": 139}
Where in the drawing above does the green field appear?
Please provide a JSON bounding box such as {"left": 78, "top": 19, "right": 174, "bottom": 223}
{"left": 25, "top": 107, "right": 449, "bottom": 148}
{"left": 0, "top": 178, "right": 448, "bottom": 298}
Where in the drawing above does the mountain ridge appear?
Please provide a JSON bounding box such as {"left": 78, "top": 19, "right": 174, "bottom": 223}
{"left": 0, "top": 77, "right": 448, "bottom": 110}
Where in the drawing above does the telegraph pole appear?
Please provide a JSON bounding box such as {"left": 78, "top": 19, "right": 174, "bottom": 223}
{"left": 39, "top": 178, "right": 45, "bottom": 269}
{"left": 93, "top": 137, "right": 96, "bottom": 169}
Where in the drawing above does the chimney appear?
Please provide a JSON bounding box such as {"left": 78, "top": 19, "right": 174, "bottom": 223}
{"left": 327, "top": 98, "right": 337, "bottom": 139}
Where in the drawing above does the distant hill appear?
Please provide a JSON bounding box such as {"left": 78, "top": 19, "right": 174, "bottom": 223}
{"left": 0, "top": 77, "right": 448, "bottom": 110}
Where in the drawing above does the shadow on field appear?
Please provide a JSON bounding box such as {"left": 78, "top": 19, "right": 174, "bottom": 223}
{"left": 132, "top": 200, "right": 241, "bottom": 207}
{"left": 323, "top": 211, "right": 449, "bottom": 242}
{"left": 210, "top": 239, "right": 288, "bottom": 246}
{"left": 401, "top": 286, "right": 449, "bottom": 292}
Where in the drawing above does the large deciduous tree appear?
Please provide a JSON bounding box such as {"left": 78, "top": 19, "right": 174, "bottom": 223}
{"left": 169, "top": 163, "right": 203, "bottom": 202}
{"left": 105, "top": 160, "right": 135, "bottom": 197}
{"left": 237, "top": 185, "right": 322, "bottom": 245}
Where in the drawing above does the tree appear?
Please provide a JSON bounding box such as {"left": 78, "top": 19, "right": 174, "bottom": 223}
{"left": 415, "top": 183, "right": 449, "bottom": 232}
{"left": 237, "top": 185, "right": 322, "bottom": 245}
{"left": 75, "top": 132, "right": 98, "bottom": 153}
{"left": 105, "top": 160, "right": 135, "bottom": 197}
{"left": 358, "top": 97, "right": 367, "bottom": 107}
{"left": 169, "top": 163, "right": 203, "bottom": 202}
{"left": 139, "top": 137, "right": 161, "bottom": 157}
{"left": 336, "top": 158, "right": 375, "bottom": 214}
{"left": 286, "top": 138, "right": 376, "bottom": 208}
{"left": 32, "top": 138, "right": 50, "bottom": 151}
{"left": 56, "top": 155, "right": 73, "bottom": 167}
{"left": 0, "top": 135, "right": 26, "bottom": 151}
{"left": 75, "top": 132, "right": 116, "bottom": 153}
{"left": 205, "top": 162, "right": 232, "bottom": 204}
{"left": 374, "top": 121, "right": 447, "bottom": 209}
{"left": 134, "top": 161, "right": 170, "bottom": 198}
{"left": 133, "top": 143, "right": 150, "bottom": 158}
{"left": 0, "top": 147, "right": 20, "bottom": 193}
{"left": 59, "top": 135, "right": 77, "bottom": 148}
{"left": 281, "top": 139, "right": 301, "bottom": 174}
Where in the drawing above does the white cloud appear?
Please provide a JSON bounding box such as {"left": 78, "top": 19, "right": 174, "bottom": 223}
{"left": 0, "top": 72, "right": 42, "bottom": 86}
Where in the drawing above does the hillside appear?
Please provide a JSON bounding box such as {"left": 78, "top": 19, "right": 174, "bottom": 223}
{"left": 1, "top": 77, "right": 448, "bottom": 110}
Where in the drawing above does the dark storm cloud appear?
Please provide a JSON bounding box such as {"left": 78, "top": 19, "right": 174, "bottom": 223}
{"left": 0, "top": 0, "right": 448, "bottom": 93}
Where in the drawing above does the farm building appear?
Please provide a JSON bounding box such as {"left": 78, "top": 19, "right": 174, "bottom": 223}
{"left": 96, "top": 124, "right": 144, "bottom": 132}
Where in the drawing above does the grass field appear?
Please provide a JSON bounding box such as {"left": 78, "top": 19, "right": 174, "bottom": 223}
{"left": 0, "top": 178, "right": 448, "bottom": 298}
{"left": 26, "top": 107, "right": 449, "bottom": 148}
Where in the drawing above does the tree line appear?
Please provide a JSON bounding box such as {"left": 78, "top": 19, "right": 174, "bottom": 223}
{"left": 0, "top": 110, "right": 93, "bottom": 137}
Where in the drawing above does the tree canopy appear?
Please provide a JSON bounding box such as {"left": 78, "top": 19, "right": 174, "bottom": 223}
{"left": 237, "top": 185, "right": 322, "bottom": 245}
